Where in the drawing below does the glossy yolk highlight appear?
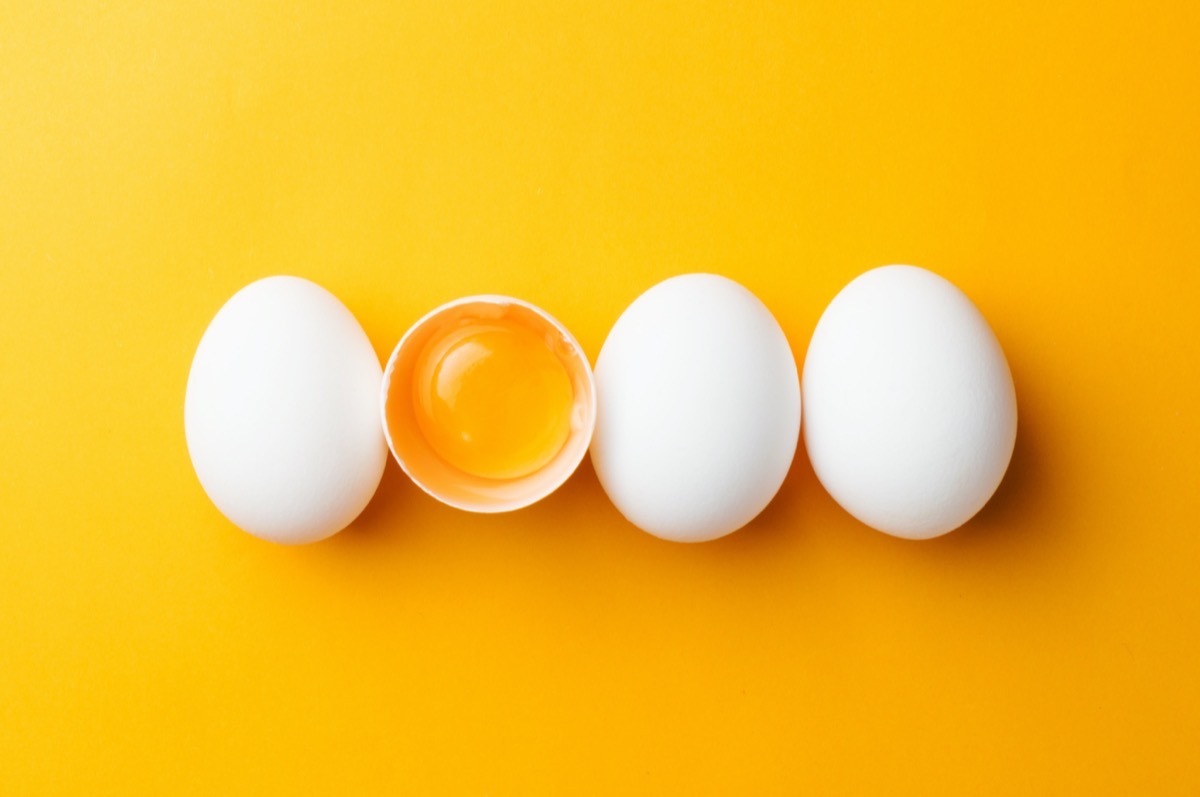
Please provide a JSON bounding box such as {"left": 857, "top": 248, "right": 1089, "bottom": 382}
{"left": 410, "top": 320, "right": 574, "bottom": 480}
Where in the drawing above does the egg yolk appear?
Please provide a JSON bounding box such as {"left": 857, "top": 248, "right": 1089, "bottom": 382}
{"left": 410, "top": 320, "right": 575, "bottom": 480}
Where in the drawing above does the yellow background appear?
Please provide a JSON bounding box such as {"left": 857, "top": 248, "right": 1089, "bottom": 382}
{"left": 2, "top": 1, "right": 1198, "bottom": 793}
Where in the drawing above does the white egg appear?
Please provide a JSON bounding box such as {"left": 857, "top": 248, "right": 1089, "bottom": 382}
{"left": 590, "top": 274, "right": 801, "bottom": 543}
{"left": 802, "top": 265, "right": 1017, "bottom": 540}
{"left": 185, "top": 276, "right": 387, "bottom": 544}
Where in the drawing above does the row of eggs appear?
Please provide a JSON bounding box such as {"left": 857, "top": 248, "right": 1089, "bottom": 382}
{"left": 185, "top": 266, "right": 1017, "bottom": 545}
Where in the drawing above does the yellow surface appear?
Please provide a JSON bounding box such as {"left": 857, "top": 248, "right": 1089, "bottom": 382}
{"left": 2, "top": 1, "right": 1198, "bottom": 793}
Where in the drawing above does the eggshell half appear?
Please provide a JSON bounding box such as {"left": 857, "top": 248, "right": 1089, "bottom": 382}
{"left": 381, "top": 296, "right": 596, "bottom": 513}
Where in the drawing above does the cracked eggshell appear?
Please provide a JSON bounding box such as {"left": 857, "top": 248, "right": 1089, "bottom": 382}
{"left": 379, "top": 295, "right": 596, "bottom": 513}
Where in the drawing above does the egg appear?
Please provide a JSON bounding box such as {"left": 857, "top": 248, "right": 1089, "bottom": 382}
{"left": 802, "top": 265, "right": 1017, "bottom": 540}
{"left": 381, "top": 296, "right": 595, "bottom": 513}
{"left": 185, "top": 276, "right": 387, "bottom": 544}
{"left": 590, "top": 274, "right": 801, "bottom": 542}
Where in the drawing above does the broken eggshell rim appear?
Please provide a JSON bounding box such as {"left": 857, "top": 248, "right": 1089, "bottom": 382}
{"left": 379, "top": 294, "right": 598, "bottom": 513}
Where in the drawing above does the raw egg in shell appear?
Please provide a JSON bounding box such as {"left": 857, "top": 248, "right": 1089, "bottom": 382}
{"left": 381, "top": 296, "right": 596, "bottom": 512}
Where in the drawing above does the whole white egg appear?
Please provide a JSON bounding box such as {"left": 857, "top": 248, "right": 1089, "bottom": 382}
{"left": 185, "top": 276, "right": 387, "bottom": 544}
{"left": 802, "top": 265, "right": 1017, "bottom": 540}
{"left": 590, "top": 274, "right": 801, "bottom": 542}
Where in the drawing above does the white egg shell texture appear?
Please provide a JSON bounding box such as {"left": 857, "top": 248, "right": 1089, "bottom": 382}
{"left": 590, "top": 274, "right": 801, "bottom": 543}
{"left": 802, "top": 265, "right": 1017, "bottom": 540}
{"left": 185, "top": 276, "right": 387, "bottom": 544}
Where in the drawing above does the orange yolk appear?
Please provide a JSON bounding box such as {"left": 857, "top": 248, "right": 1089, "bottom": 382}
{"left": 409, "top": 320, "right": 574, "bottom": 480}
